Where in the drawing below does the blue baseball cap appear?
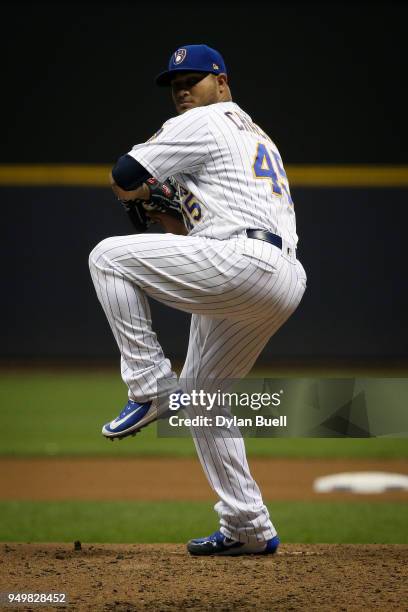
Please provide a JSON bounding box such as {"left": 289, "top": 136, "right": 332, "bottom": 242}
{"left": 155, "top": 44, "right": 227, "bottom": 87}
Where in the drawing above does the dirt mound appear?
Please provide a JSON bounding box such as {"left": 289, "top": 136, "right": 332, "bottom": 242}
{"left": 1, "top": 543, "right": 407, "bottom": 611}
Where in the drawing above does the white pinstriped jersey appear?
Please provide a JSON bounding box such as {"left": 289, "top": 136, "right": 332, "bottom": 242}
{"left": 128, "top": 101, "right": 298, "bottom": 245}
{"left": 91, "top": 101, "right": 307, "bottom": 544}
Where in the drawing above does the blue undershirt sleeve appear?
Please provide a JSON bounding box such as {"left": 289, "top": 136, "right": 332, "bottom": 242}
{"left": 112, "top": 154, "right": 152, "bottom": 190}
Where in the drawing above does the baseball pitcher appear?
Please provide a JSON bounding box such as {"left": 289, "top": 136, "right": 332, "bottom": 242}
{"left": 89, "top": 44, "right": 307, "bottom": 555}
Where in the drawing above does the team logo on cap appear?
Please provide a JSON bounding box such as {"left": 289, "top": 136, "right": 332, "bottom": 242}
{"left": 213, "top": 63, "right": 219, "bottom": 70}
{"left": 174, "top": 48, "right": 187, "bottom": 65}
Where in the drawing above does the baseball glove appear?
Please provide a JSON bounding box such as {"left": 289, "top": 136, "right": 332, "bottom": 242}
{"left": 121, "top": 177, "right": 183, "bottom": 233}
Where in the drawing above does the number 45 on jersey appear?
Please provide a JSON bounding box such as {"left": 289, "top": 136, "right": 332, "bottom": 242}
{"left": 253, "top": 143, "right": 294, "bottom": 205}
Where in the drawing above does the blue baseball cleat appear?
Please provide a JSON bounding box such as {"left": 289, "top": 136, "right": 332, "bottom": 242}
{"left": 186, "top": 530, "right": 280, "bottom": 556}
{"left": 102, "top": 399, "right": 157, "bottom": 440}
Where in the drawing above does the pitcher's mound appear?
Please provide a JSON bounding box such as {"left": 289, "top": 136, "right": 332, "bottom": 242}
{"left": 1, "top": 543, "right": 407, "bottom": 610}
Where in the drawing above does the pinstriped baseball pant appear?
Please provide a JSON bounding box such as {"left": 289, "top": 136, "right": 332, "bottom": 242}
{"left": 89, "top": 232, "right": 307, "bottom": 543}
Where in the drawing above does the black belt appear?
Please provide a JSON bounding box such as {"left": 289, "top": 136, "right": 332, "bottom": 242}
{"left": 246, "top": 229, "right": 283, "bottom": 250}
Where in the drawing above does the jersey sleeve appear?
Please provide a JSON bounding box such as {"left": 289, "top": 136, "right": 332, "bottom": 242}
{"left": 127, "top": 108, "right": 210, "bottom": 182}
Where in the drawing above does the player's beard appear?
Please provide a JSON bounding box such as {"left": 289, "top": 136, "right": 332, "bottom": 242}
{"left": 174, "top": 80, "right": 220, "bottom": 114}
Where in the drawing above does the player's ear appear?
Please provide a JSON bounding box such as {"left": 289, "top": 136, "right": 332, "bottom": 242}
{"left": 217, "top": 73, "right": 228, "bottom": 92}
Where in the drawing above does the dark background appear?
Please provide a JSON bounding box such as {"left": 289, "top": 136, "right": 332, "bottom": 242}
{"left": 2, "top": 1, "right": 407, "bottom": 363}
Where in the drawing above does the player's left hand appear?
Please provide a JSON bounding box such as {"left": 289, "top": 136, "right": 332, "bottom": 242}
{"left": 142, "top": 177, "right": 183, "bottom": 221}
{"left": 120, "top": 177, "right": 185, "bottom": 234}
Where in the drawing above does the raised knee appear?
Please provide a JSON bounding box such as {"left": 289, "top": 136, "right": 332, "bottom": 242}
{"left": 88, "top": 236, "right": 117, "bottom": 271}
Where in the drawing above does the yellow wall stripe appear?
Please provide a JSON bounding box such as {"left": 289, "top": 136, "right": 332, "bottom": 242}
{"left": 287, "top": 165, "right": 408, "bottom": 187}
{"left": 0, "top": 164, "right": 408, "bottom": 188}
{"left": 0, "top": 165, "right": 111, "bottom": 187}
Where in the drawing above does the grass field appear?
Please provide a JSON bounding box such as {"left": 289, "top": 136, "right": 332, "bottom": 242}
{"left": 1, "top": 370, "right": 407, "bottom": 458}
{"left": 0, "top": 500, "right": 406, "bottom": 544}
{"left": 1, "top": 369, "right": 407, "bottom": 545}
